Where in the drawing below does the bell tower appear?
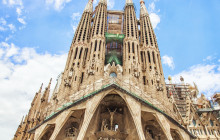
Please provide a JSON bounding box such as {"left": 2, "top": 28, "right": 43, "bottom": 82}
{"left": 87, "top": 0, "right": 107, "bottom": 82}
{"left": 58, "top": 0, "right": 93, "bottom": 99}
{"left": 123, "top": 0, "right": 141, "bottom": 81}
{"left": 139, "top": 0, "right": 167, "bottom": 100}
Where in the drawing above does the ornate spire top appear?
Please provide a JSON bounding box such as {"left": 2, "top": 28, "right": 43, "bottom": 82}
{"left": 140, "top": 0, "right": 148, "bottom": 16}
{"left": 19, "top": 116, "right": 24, "bottom": 126}
{"left": 41, "top": 78, "right": 52, "bottom": 103}
{"left": 99, "top": 0, "right": 107, "bottom": 4}
{"left": 84, "top": 0, "right": 93, "bottom": 13}
{"left": 126, "top": 0, "right": 133, "bottom": 4}
{"left": 38, "top": 83, "right": 43, "bottom": 93}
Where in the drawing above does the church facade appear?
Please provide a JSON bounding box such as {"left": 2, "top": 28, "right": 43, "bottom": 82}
{"left": 13, "top": 0, "right": 220, "bottom": 140}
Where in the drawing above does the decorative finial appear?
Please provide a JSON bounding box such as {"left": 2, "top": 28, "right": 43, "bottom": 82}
{"left": 168, "top": 76, "right": 172, "bottom": 84}
{"left": 168, "top": 76, "right": 172, "bottom": 81}
{"left": 180, "top": 76, "right": 184, "bottom": 82}
{"left": 84, "top": 0, "right": 93, "bottom": 13}
{"left": 126, "top": 0, "right": 133, "bottom": 4}
{"left": 140, "top": 0, "right": 148, "bottom": 16}
{"left": 38, "top": 83, "right": 43, "bottom": 93}
{"left": 99, "top": 0, "right": 107, "bottom": 4}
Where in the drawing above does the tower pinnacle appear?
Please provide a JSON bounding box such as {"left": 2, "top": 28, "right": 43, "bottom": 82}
{"left": 99, "top": 0, "right": 107, "bottom": 4}
{"left": 126, "top": 0, "right": 133, "bottom": 4}
{"left": 84, "top": 0, "right": 93, "bottom": 13}
{"left": 140, "top": 0, "right": 148, "bottom": 16}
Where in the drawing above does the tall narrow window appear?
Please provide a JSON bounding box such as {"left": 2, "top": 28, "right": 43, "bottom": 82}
{"left": 132, "top": 42, "right": 134, "bottom": 53}
{"left": 84, "top": 48, "right": 88, "bottom": 61}
{"left": 147, "top": 51, "right": 151, "bottom": 63}
{"left": 143, "top": 76, "right": 146, "bottom": 85}
{"left": 80, "top": 72, "right": 84, "bottom": 83}
{"left": 128, "top": 42, "right": 130, "bottom": 53}
{"left": 99, "top": 40, "right": 102, "bottom": 51}
{"left": 94, "top": 40, "right": 97, "bottom": 51}
{"left": 79, "top": 48, "right": 83, "bottom": 59}
{"left": 141, "top": 51, "right": 144, "bottom": 62}
{"left": 152, "top": 51, "right": 156, "bottom": 64}
{"left": 144, "top": 52, "right": 146, "bottom": 63}
{"left": 74, "top": 47, "right": 78, "bottom": 59}
{"left": 157, "top": 54, "right": 162, "bottom": 73}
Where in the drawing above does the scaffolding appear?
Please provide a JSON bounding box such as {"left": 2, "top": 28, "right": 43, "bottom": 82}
{"left": 166, "top": 84, "right": 190, "bottom": 117}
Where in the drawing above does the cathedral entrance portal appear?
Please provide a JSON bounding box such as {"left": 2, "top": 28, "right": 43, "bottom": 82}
{"left": 84, "top": 94, "right": 139, "bottom": 140}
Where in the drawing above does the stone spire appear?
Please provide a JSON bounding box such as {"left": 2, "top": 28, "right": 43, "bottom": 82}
{"left": 123, "top": 0, "right": 140, "bottom": 79}
{"left": 84, "top": 0, "right": 93, "bottom": 13}
{"left": 126, "top": 0, "right": 133, "bottom": 4}
{"left": 87, "top": 0, "right": 107, "bottom": 82}
{"left": 31, "top": 83, "right": 43, "bottom": 106}
{"left": 139, "top": 0, "right": 168, "bottom": 104}
{"left": 140, "top": 0, "right": 148, "bottom": 17}
{"left": 99, "top": 0, "right": 107, "bottom": 4}
{"left": 41, "top": 78, "right": 52, "bottom": 103}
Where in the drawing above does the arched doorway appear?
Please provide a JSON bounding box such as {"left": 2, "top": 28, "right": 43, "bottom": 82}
{"left": 39, "top": 124, "right": 55, "bottom": 140}
{"left": 55, "top": 110, "right": 85, "bottom": 140}
{"left": 84, "top": 94, "right": 138, "bottom": 140}
{"left": 142, "top": 112, "right": 167, "bottom": 140}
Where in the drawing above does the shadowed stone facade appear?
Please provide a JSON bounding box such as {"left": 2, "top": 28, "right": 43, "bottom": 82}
{"left": 13, "top": 0, "right": 220, "bottom": 140}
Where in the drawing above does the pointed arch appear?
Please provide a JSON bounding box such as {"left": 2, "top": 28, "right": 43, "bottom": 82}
{"left": 38, "top": 124, "right": 55, "bottom": 140}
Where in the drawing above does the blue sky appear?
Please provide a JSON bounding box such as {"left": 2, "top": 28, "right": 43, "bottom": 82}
{"left": 0, "top": 0, "right": 220, "bottom": 139}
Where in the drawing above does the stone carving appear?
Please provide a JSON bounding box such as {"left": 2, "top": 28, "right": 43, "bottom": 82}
{"left": 108, "top": 108, "right": 117, "bottom": 130}
{"left": 101, "top": 119, "right": 107, "bottom": 131}
{"left": 65, "top": 126, "right": 78, "bottom": 137}
{"left": 64, "top": 78, "right": 71, "bottom": 87}
{"left": 132, "top": 60, "right": 139, "bottom": 78}
{"left": 89, "top": 59, "right": 95, "bottom": 75}
{"left": 68, "top": 68, "right": 74, "bottom": 78}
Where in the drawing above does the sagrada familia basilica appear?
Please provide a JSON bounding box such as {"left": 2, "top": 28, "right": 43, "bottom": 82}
{"left": 13, "top": 0, "right": 220, "bottom": 139}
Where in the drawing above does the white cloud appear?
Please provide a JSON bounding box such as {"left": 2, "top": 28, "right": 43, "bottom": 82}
{"left": 149, "top": 2, "right": 155, "bottom": 12}
{"left": 71, "top": 12, "right": 81, "bottom": 33}
{"left": 0, "top": 42, "right": 67, "bottom": 140}
{"left": 172, "top": 64, "right": 220, "bottom": 97}
{"left": 8, "top": 24, "right": 16, "bottom": 32}
{"left": 17, "top": 17, "right": 26, "bottom": 25}
{"left": 0, "top": 26, "right": 7, "bottom": 31}
{"left": 93, "top": 0, "right": 98, "bottom": 4}
{"left": 149, "top": 13, "right": 160, "bottom": 29}
{"left": 0, "top": 42, "right": 10, "bottom": 47}
{"left": 203, "top": 55, "right": 215, "bottom": 61}
{"left": 5, "top": 35, "right": 13, "bottom": 41}
{"left": 45, "top": 0, "right": 72, "bottom": 11}
{"left": 162, "top": 55, "right": 175, "bottom": 70}
{"left": 16, "top": 7, "right": 22, "bottom": 16}
{"left": 2, "top": 0, "right": 23, "bottom": 6}
{"left": 107, "top": 0, "right": 115, "bottom": 9}
{"left": 71, "top": 24, "right": 77, "bottom": 33}
{"left": 0, "top": 18, "right": 7, "bottom": 25}
{"left": 148, "top": 0, "right": 160, "bottom": 29}
{"left": 71, "top": 12, "right": 81, "bottom": 21}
